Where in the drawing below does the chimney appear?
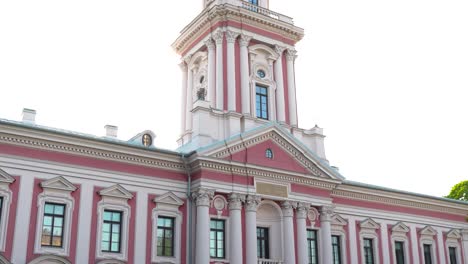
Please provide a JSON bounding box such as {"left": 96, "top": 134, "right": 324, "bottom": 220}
{"left": 104, "top": 125, "right": 118, "bottom": 138}
{"left": 22, "top": 108, "right": 36, "bottom": 124}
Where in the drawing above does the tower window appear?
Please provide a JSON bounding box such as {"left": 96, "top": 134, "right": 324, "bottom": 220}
{"left": 265, "top": 148, "right": 273, "bottom": 159}
{"left": 256, "top": 85, "right": 268, "bottom": 120}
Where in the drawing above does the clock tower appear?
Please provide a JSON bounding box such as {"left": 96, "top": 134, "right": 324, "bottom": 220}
{"left": 173, "top": 0, "right": 327, "bottom": 162}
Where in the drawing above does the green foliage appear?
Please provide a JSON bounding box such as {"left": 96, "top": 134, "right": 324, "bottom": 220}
{"left": 446, "top": 180, "right": 468, "bottom": 201}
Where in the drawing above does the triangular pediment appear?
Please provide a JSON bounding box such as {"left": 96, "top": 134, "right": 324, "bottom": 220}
{"left": 199, "top": 124, "right": 343, "bottom": 180}
{"left": 41, "top": 176, "right": 77, "bottom": 192}
{"left": 447, "top": 229, "right": 461, "bottom": 239}
{"left": 99, "top": 184, "right": 133, "bottom": 200}
{"left": 0, "top": 168, "right": 15, "bottom": 184}
{"left": 153, "top": 192, "right": 184, "bottom": 206}
{"left": 331, "top": 214, "right": 348, "bottom": 226}
{"left": 420, "top": 226, "right": 437, "bottom": 236}
{"left": 360, "top": 218, "right": 380, "bottom": 229}
{"left": 392, "top": 222, "right": 410, "bottom": 233}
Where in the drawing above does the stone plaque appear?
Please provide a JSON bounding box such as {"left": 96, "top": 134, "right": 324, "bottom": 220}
{"left": 256, "top": 182, "right": 288, "bottom": 198}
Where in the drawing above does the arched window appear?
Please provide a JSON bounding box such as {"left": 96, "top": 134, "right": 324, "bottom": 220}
{"left": 265, "top": 148, "right": 273, "bottom": 159}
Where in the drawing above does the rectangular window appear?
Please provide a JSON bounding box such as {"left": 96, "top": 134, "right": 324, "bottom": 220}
{"left": 157, "top": 216, "right": 175, "bottom": 257}
{"left": 101, "top": 210, "right": 122, "bottom": 253}
{"left": 256, "top": 85, "right": 268, "bottom": 120}
{"left": 210, "top": 219, "right": 225, "bottom": 259}
{"left": 395, "top": 241, "right": 405, "bottom": 264}
{"left": 257, "top": 227, "right": 269, "bottom": 259}
{"left": 41, "top": 203, "right": 65, "bottom": 247}
{"left": 449, "top": 247, "right": 457, "bottom": 264}
{"left": 332, "top": 235, "right": 342, "bottom": 264}
{"left": 307, "top": 230, "right": 319, "bottom": 264}
{"left": 423, "top": 244, "right": 432, "bottom": 264}
{"left": 363, "top": 238, "right": 375, "bottom": 264}
{"left": 249, "top": 0, "right": 258, "bottom": 5}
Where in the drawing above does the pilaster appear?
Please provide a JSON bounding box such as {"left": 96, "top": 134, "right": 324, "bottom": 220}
{"left": 228, "top": 193, "right": 244, "bottom": 264}
{"left": 192, "top": 188, "right": 214, "bottom": 264}
{"left": 320, "top": 205, "right": 334, "bottom": 264}
{"left": 245, "top": 195, "right": 261, "bottom": 264}
{"left": 213, "top": 31, "right": 224, "bottom": 110}
{"left": 281, "top": 201, "right": 296, "bottom": 264}
{"left": 274, "top": 45, "right": 286, "bottom": 123}
{"left": 286, "top": 49, "right": 298, "bottom": 127}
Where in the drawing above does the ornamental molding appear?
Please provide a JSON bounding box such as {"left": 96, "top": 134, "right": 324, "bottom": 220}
{"left": 0, "top": 168, "right": 15, "bottom": 184}
{"left": 0, "top": 133, "right": 185, "bottom": 172}
{"left": 99, "top": 184, "right": 133, "bottom": 200}
{"left": 154, "top": 191, "right": 184, "bottom": 207}
{"left": 331, "top": 214, "right": 348, "bottom": 226}
{"left": 360, "top": 218, "right": 380, "bottom": 230}
{"left": 392, "top": 222, "right": 410, "bottom": 233}
{"left": 41, "top": 176, "right": 77, "bottom": 192}
{"left": 446, "top": 229, "right": 461, "bottom": 239}
{"left": 420, "top": 226, "right": 437, "bottom": 236}
{"left": 332, "top": 189, "right": 468, "bottom": 216}
{"left": 172, "top": 4, "right": 303, "bottom": 55}
{"left": 208, "top": 130, "right": 330, "bottom": 179}
{"left": 307, "top": 207, "right": 320, "bottom": 225}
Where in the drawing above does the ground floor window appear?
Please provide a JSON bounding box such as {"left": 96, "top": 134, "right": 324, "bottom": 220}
{"left": 307, "top": 230, "right": 319, "bottom": 264}
{"left": 449, "top": 247, "right": 457, "bottom": 264}
{"left": 257, "top": 227, "right": 269, "bottom": 259}
{"left": 210, "top": 219, "right": 225, "bottom": 259}
{"left": 332, "top": 235, "right": 342, "bottom": 264}
{"left": 423, "top": 244, "right": 433, "bottom": 264}
{"left": 363, "top": 238, "right": 375, "bottom": 264}
{"left": 395, "top": 241, "right": 405, "bottom": 264}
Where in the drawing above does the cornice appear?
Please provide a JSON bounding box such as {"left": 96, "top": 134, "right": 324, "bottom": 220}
{"left": 172, "top": 4, "right": 304, "bottom": 55}
{"left": 332, "top": 188, "right": 468, "bottom": 216}
{"left": 0, "top": 132, "right": 185, "bottom": 173}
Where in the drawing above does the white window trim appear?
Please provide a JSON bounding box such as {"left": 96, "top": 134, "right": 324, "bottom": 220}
{"left": 391, "top": 235, "right": 410, "bottom": 264}
{"left": 209, "top": 215, "right": 230, "bottom": 263}
{"left": 306, "top": 227, "right": 320, "bottom": 264}
{"left": 359, "top": 218, "right": 380, "bottom": 264}
{"left": 152, "top": 192, "right": 184, "bottom": 264}
{"left": 95, "top": 185, "right": 133, "bottom": 262}
{"left": 34, "top": 177, "right": 76, "bottom": 257}
{"left": 445, "top": 231, "right": 462, "bottom": 264}
{"left": 331, "top": 230, "right": 347, "bottom": 264}
{"left": 0, "top": 184, "right": 13, "bottom": 252}
{"left": 419, "top": 226, "right": 437, "bottom": 264}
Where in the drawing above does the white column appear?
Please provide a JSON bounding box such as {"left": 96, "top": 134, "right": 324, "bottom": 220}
{"left": 320, "top": 206, "right": 334, "bottom": 264}
{"left": 296, "top": 203, "right": 309, "bottom": 264}
{"left": 409, "top": 224, "right": 421, "bottom": 263}
{"left": 282, "top": 201, "right": 296, "bottom": 264}
{"left": 179, "top": 61, "right": 188, "bottom": 134}
{"left": 348, "top": 217, "right": 359, "bottom": 264}
{"left": 185, "top": 64, "right": 194, "bottom": 132}
{"left": 134, "top": 191, "right": 148, "bottom": 264}
{"left": 213, "top": 31, "right": 224, "bottom": 110}
{"left": 205, "top": 38, "right": 216, "bottom": 106}
{"left": 286, "top": 49, "right": 298, "bottom": 127}
{"left": 437, "top": 228, "right": 447, "bottom": 264}
{"left": 245, "top": 195, "right": 261, "bottom": 264}
{"left": 229, "top": 193, "right": 244, "bottom": 264}
{"left": 239, "top": 34, "right": 252, "bottom": 115}
{"left": 75, "top": 183, "right": 93, "bottom": 264}
{"left": 380, "top": 222, "right": 390, "bottom": 264}
{"left": 462, "top": 230, "right": 468, "bottom": 262}
{"left": 274, "top": 45, "right": 286, "bottom": 122}
{"left": 11, "top": 175, "right": 34, "bottom": 264}
{"left": 192, "top": 189, "right": 214, "bottom": 264}
{"left": 226, "top": 30, "right": 239, "bottom": 111}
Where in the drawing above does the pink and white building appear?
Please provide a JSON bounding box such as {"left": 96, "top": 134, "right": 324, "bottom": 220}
{"left": 1, "top": 0, "right": 468, "bottom": 264}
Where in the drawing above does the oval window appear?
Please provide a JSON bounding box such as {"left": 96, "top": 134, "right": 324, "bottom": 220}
{"left": 265, "top": 148, "right": 273, "bottom": 159}
{"left": 257, "top": 69, "right": 266, "bottom": 78}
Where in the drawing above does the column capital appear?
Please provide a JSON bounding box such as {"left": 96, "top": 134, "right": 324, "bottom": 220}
{"left": 244, "top": 195, "right": 261, "bottom": 212}
{"left": 320, "top": 205, "right": 335, "bottom": 222}
{"left": 286, "top": 49, "right": 297, "bottom": 61}
{"left": 179, "top": 61, "right": 188, "bottom": 71}
{"left": 281, "top": 201, "right": 296, "bottom": 217}
{"left": 228, "top": 193, "right": 245, "bottom": 210}
{"left": 462, "top": 229, "right": 468, "bottom": 241}
{"left": 239, "top": 34, "right": 252, "bottom": 47}
{"left": 213, "top": 31, "right": 224, "bottom": 45}
{"left": 296, "top": 202, "right": 310, "bottom": 219}
{"left": 275, "top": 45, "right": 286, "bottom": 57}
{"left": 183, "top": 55, "right": 192, "bottom": 65}
{"left": 226, "top": 30, "right": 239, "bottom": 43}
{"left": 204, "top": 38, "right": 215, "bottom": 50}
{"left": 192, "top": 188, "right": 215, "bottom": 207}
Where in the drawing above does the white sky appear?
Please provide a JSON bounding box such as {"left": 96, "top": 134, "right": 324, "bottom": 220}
{"left": 1, "top": 0, "right": 467, "bottom": 198}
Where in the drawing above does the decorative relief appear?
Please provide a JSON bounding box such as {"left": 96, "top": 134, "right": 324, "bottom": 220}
{"left": 286, "top": 49, "right": 297, "bottom": 61}
{"left": 244, "top": 195, "right": 261, "bottom": 212}
{"left": 204, "top": 38, "right": 215, "bottom": 50}
{"left": 212, "top": 31, "right": 224, "bottom": 45}
{"left": 296, "top": 202, "right": 310, "bottom": 219}
{"left": 239, "top": 34, "right": 252, "bottom": 47}
{"left": 192, "top": 188, "right": 214, "bottom": 207}
{"left": 281, "top": 201, "right": 296, "bottom": 217}
{"left": 212, "top": 195, "right": 227, "bottom": 218}
{"left": 360, "top": 218, "right": 380, "bottom": 230}
{"left": 392, "top": 222, "right": 410, "bottom": 233}
{"left": 225, "top": 30, "right": 239, "bottom": 43}
{"left": 307, "top": 207, "right": 320, "bottom": 226}
{"left": 228, "top": 193, "right": 244, "bottom": 211}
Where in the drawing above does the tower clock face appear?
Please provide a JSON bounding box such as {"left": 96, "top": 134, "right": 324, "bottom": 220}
{"left": 257, "top": 69, "right": 266, "bottom": 78}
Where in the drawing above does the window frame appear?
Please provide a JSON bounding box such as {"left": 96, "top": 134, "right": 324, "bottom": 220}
{"left": 257, "top": 226, "right": 270, "bottom": 259}
{"left": 394, "top": 241, "right": 405, "bottom": 264}
{"left": 41, "top": 202, "right": 66, "bottom": 248}
{"left": 101, "top": 210, "right": 123, "bottom": 253}
{"left": 307, "top": 229, "right": 319, "bottom": 264}
{"left": 255, "top": 84, "right": 269, "bottom": 120}
{"left": 0, "top": 185, "right": 13, "bottom": 252}
{"left": 331, "top": 235, "right": 342, "bottom": 264}
{"left": 210, "top": 218, "right": 226, "bottom": 259}
{"left": 157, "top": 216, "right": 175, "bottom": 257}
{"left": 423, "top": 243, "right": 433, "bottom": 264}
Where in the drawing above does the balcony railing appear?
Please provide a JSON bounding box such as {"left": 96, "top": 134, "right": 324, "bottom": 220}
{"left": 258, "top": 259, "right": 284, "bottom": 264}
{"left": 206, "top": 0, "right": 294, "bottom": 24}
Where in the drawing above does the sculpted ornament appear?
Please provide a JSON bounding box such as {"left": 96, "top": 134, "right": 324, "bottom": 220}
{"left": 286, "top": 49, "right": 297, "bottom": 61}
{"left": 228, "top": 193, "right": 244, "bottom": 210}
{"left": 225, "top": 30, "right": 239, "bottom": 43}
{"left": 320, "top": 205, "right": 335, "bottom": 222}
{"left": 244, "top": 195, "right": 261, "bottom": 212}
{"left": 204, "top": 38, "right": 215, "bottom": 50}
{"left": 212, "top": 31, "right": 224, "bottom": 45}
{"left": 296, "top": 202, "right": 310, "bottom": 219}
{"left": 192, "top": 188, "right": 214, "bottom": 207}
{"left": 281, "top": 201, "right": 296, "bottom": 217}
{"left": 274, "top": 45, "right": 286, "bottom": 57}
{"left": 239, "top": 34, "right": 252, "bottom": 47}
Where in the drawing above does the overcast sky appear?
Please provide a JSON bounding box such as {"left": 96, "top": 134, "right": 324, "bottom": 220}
{"left": 1, "top": 0, "right": 467, "bottom": 198}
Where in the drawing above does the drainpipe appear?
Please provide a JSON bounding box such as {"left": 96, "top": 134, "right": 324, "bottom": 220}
{"left": 181, "top": 153, "right": 193, "bottom": 264}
